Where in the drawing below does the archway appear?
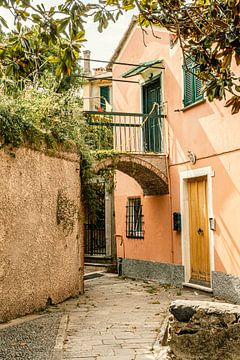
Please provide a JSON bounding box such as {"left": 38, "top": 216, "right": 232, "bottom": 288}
{"left": 94, "top": 154, "right": 168, "bottom": 195}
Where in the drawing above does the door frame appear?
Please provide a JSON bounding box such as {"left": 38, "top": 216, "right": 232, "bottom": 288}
{"left": 180, "top": 166, "right": 215, "bottom": 288}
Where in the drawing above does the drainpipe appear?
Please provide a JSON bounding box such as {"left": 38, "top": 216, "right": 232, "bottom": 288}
{"left": 168, "top": 179, "right": 175, "bottom": 264}
{"left": 164, "top": 103, "right": 174, "bottom": 264}
{"left": 115, "top": 234, "right": 125, "bottom": 276}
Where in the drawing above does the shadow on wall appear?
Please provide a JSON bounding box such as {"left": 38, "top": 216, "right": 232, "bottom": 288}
{"left": 216, "top": 215, "right": 240, "bottom": 275}
{"left": 166, "top": 68, "right": 240, "bottom": 275}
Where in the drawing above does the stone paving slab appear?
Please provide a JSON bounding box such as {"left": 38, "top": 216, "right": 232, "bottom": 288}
{"left": 51, "top": 273, "right": 213, "bottom": 360}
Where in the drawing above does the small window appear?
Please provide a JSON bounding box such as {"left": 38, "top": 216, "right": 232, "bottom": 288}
{"left": 183, "top": 58, "right": 204, "bottom": 107}
{"left": 100, "top": 86, "right": 110, "bottom": 110}
{"left": 126, "top": 198, "right": 144, "bottom": 238}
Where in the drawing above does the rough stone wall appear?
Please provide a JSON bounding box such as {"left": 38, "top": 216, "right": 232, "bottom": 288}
{"left": 212, "top": 271, "right": 240, "bottom": 305}
{"left": 122, "top": 258, "right": 184, "bottom": 287}
{"left": 0, "top": 147, "right": 83, "bottom": 323}
{"left": 167, "top": 300, "right": 240, "bottom": 360}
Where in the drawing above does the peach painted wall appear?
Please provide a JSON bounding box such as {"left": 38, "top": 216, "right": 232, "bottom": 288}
{"left": 112, "top": 23, "right": 240, "bottom": 278}
{"left": 169, "top": 150, "right": 240, "bottom": 278}
{"left": 114, "top": 171, "right": 172, "bottom": 263}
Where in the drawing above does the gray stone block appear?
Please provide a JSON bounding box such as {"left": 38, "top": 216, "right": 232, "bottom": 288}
{"left": 168, "top": 300, "right": 240, "bottom": 360}
{"left": 169, "top": 302, "right": 197, "bottom": 322}
{"left": 121, "top": 258, "right": 184, "bottom": 287}
{"left": 212, "top": 271, "right": 240, "bottom": 304}
{"left": 170, "top": 299, "right": 240, "bottom": 318}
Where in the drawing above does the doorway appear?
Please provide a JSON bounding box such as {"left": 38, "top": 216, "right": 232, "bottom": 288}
{"left": 84, "top": 180, "right": 106, "bottom": 256}
{"left": 180, "top": 167, "right": 214, "bottom": 289}
{"left": 187, "top": 176, "right": 210, "bottom": 286}
{"left": 142, "top": 76, "right": 162, "bottom": 153}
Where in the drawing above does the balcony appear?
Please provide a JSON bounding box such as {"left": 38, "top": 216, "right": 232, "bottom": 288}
{"left": 82, "top": 111, "right": 166, "bottom": 154}
{"left": 82, "top": 110, "right": 169, "bottom": 195}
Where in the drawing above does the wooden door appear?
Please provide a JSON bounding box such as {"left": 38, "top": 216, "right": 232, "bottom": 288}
{"left": 188, "top": 176, "right": 210, "bottom": 285}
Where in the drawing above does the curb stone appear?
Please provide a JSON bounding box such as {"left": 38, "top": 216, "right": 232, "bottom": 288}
{"left": 84, "top": 271, "right": 106, "bottom": 281}
{"left": 51, "top": 314, "right": 69, "bottom": 360}
{"left": 0, "top": 314, "right": 43, "bottom": 330}
{"left": 154, "top": 315, "right": 170, "bottom": 360}
{"left": 158, "top": 315, "right": 169, "bottom": 346}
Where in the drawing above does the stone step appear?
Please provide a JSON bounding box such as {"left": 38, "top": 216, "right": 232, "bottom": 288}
{"left": 84, "top": 255, "right": 116, "bottom": 266}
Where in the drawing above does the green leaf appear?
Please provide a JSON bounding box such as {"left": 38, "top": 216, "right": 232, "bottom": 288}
{"left": 102, "top": 14, "right": 108, "bottom": 29}
{"left": 57, "top": 17, "right": 70, "bottom": 32}
{"left": 47, "top": 55, "right": 60, "bottom": 64}
{"left": 94, "top": 11, "right": 101, "bottom": 22}
{"left": 31, "top": 14, "right": 41, "bottom": 22}
{"left": 74, "top": 31, "right": 86, "bottom": 42}
{"left": 222, "top": 52, "right": 232, "bottom": 69}
{"left": 235, "top": 85, "right": 240, "bottom": 93}
{"left": 0, "top": 15, "right": 8, "bottom": 28}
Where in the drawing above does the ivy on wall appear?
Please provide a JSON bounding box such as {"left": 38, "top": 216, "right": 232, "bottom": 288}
{"left": 56, "top": 189, "right": 79, "bottom": 235}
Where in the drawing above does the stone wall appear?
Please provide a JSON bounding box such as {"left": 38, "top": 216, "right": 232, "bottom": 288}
{"left": 167, "top": 300, "right": 240, "bottom": 360}
{"left": 0, "top": 147, "right": 83, "bottom": 323}
{"left": 212, "top": 271, "right": 240, "bottom": 304}
{"left": 121, "top": 258, "right": 184, "bottom": 287}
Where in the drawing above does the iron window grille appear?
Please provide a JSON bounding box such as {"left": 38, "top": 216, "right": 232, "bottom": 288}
{"left": 126, "top": 197, "right": 144, "bottom": 239}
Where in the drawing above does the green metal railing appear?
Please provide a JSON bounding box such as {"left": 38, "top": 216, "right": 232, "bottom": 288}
{"left": 82, "top": 111, "right": 165, "bottom": 154}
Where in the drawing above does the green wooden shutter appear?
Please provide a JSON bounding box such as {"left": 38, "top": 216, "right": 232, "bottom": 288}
{"left": 183, "top": 58, "right": 194, "bottom": 107}
{"left": 183, "top": 59, "right": 203, "bottom": 106}
{"left": 100, "top": 86, "right": 109, "bottom": 110}
{"left": 194, "top": 66, "right": 204, "bottom": 102}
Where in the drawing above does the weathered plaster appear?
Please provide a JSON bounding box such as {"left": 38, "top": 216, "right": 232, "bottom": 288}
{"left": 0, "top": 147, "right": 83, "bottom": 322}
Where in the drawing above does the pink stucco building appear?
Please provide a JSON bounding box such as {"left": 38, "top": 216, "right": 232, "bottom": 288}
{"left": 83, "top": 18, "right": 240, "bottom": 304}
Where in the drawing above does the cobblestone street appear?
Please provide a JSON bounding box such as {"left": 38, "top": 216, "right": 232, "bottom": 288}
{"left": 55, "top": 273, "right": 213, "bottom": 360}
{"left": 0, "top": 273, "right": 214, "bottom": 360}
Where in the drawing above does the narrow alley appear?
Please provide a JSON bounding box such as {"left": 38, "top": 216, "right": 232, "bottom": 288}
{"left": 0, "top": 273, "right": 214, "bottom": 360}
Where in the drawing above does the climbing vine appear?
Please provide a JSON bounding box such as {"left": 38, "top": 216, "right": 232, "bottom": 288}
{"left": 56, "top": 189, "right": 79, "bottom": 235}
{"left": 80, "top": 149, "right": 121, "bottom": 212}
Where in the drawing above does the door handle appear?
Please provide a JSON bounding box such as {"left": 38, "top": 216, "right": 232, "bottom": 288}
{"left": 197, "top": 228, "right": 204, "bottom": 235}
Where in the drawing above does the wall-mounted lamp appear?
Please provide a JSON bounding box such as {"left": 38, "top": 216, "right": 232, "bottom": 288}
{"left": 188, "top": 150, "right": 197, "bottom": 164}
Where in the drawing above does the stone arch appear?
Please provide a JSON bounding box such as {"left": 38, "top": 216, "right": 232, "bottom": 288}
{"left": 94, "top": 154, "right": 169, "bottom": 195}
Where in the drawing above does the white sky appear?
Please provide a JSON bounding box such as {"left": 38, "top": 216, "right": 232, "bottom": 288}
{"left": 0, "top": 0, "right": 136, "bottom": 69}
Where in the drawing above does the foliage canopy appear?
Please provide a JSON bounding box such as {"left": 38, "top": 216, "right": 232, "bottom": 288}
{"left": 0, "top": 0, "right": 239, "bottom": 112}
{"left": 102, "top": 0, "right": 240, "bottom": 113}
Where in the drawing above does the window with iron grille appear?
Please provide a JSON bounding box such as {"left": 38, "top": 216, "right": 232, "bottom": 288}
{"left": 183, "top": 57, "right": 204, "bottom": 107}
{"left": 126, "top": 198, "right": 144, "bottom": 238}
